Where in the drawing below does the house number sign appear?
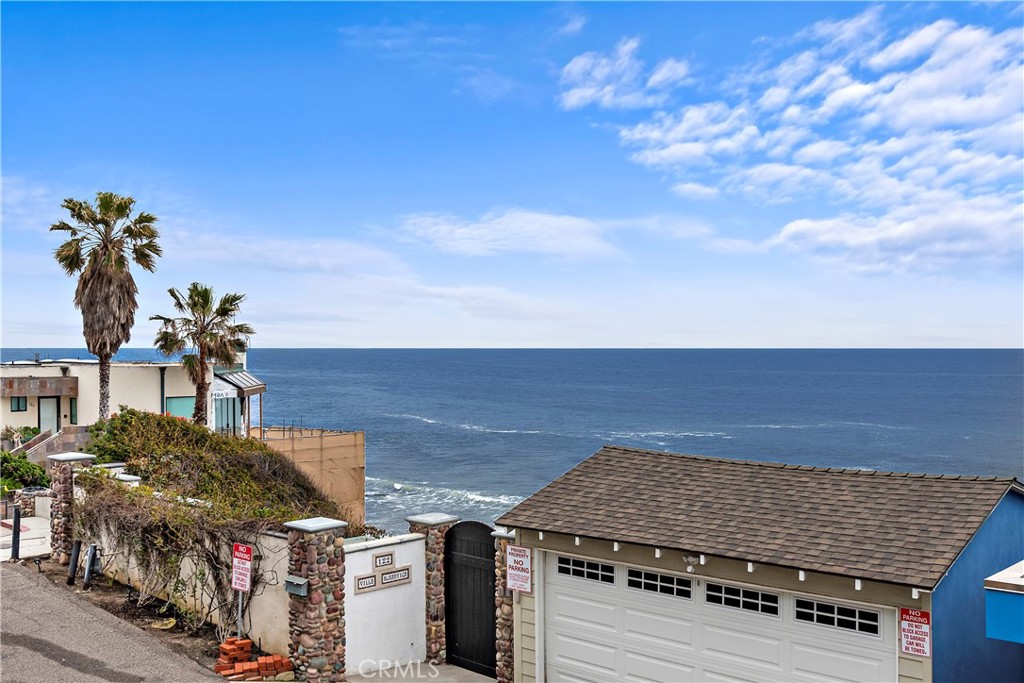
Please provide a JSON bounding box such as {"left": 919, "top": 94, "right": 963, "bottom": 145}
{"left": 355, "top": 551, "right": 411, "bottom": 594}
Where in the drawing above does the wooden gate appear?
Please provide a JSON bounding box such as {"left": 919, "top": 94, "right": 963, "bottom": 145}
{"left": 445, "top": 521, "right": 497, "bottom": 677}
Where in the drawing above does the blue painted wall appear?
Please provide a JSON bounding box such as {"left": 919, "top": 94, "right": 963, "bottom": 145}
{"left": 986, "top": 589, "right": 1024, "bottom": 644}
{"left": 933, "top": 490, "right": 1024, "bottom": 682}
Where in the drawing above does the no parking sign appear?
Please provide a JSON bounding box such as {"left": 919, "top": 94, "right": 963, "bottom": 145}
{"left": 506, "top": 544, "right": 532, "bottom": 593}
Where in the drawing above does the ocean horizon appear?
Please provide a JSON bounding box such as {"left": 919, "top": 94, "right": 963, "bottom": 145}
{"left": 5, "top": 347, "right": 1022, "bottom": 533}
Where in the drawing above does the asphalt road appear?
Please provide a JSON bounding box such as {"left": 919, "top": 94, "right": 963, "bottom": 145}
{"left": 1, "top": 561, "right": 219, "bottom": 683}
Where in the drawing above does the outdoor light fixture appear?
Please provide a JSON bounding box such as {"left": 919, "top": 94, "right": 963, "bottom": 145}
{"left": 747, "top": 562, "right": 755, "bottom": 573}
{"left": 574, "top": 536, "right": 580, "bottom": 546}
{"left": 855, "top": 579, "right": 863, "bottom": 591}
{"left": 799, "top": 570, "right": 806, "bottom": 581}
{"left": 912, "top": 588, "right": 921, "bottom": 599}
{"left": 655, "top": 548, "right": 662, "bottom": 559}
{"left": 613, "top": 542, "right": 620, "bottom": 552}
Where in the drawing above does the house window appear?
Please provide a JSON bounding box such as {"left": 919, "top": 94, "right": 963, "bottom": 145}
{"left": 164, "top": 396, "right": 196, "bottom": 419}
{"left": 627, "top": 568, "right": 692, "bottom": 598}
{"left": 557, "top": 556, "right": 615, "bottom": 584}
{"left": 795, "top": 598, "right": 880, "bottom": 635}
{"left": 10, "top": 396, "right": 27, "bottom": 412}
{"left": 705, "top": 582, "right": 780, "bottom": 616}
{"left": 70, "top": 398, "right": 78, "bottom": 425}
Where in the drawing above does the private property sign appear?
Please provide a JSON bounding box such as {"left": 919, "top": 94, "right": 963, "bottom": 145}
{"left": 506, "top": 544, "right": 532, "bottom": 593}
{"left": 232, "top": 543, "right": 253, "bottom": 592}
{"left": 900, "top": 608, "right": 931, "bottom": 657}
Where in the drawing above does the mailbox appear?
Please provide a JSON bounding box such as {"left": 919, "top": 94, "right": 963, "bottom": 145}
{"left": 284, "top": 575, "right": 309, "bottom": 597}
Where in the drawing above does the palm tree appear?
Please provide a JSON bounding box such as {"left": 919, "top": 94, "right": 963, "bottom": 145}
{"left": 150, "top": 283, "right": 255, "bottom": 425}
{"left": 50, "top": 192, "right": 161, "bottom": 419}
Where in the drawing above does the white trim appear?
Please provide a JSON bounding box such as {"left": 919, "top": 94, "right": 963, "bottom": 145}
{"left": 534, "top": 547, "right": 546, "bottom": 683}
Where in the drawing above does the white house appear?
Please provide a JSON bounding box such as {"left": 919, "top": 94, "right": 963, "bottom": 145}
{"left": 1, "top": 353, "right": 266, "bottom": 439}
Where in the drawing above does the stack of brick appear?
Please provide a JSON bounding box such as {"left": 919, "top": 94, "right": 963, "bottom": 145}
{"left": 215, "top": 638, "right": 252, "bottom": 678}
{"left": 214, "top": 638, "right": 294, "bottom": 681}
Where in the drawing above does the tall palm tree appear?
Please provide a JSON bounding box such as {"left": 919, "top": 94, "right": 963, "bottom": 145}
{"left": 50, "top": 192, "right": 161, "bottom": 420}
{"left": 150, "top": 283, "right": 255, "bottom": 425}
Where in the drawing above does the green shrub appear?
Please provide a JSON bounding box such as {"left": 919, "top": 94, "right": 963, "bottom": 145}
{"left": 83, "top": 407, "right": 340, "bottom": 523}
{"left": 0, "top": 450, "right": 50, "bottom": 490}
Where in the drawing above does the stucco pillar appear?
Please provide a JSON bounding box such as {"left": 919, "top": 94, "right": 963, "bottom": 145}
{"left": 406, "top": 512, "right": 460, "bottom": 664}
{"left": 46, "top": 453, "right": 96, "bottom": 565}
{"left": 492, "top": 529, "right": 516, "bottom": 683}
{"left": 285, "top": 517, "right": 348, "bottom": 683}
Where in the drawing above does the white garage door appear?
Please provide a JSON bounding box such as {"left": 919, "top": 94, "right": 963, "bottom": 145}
{"left": 544, "top": 553, "right": 899, "bottom": 682}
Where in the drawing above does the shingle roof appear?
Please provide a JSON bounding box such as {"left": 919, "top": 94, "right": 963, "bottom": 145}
{"left": 497, "top": 445, "right": 1022, "bottom": 589}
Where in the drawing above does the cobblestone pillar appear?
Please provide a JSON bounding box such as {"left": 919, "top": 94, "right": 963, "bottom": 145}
{"left": 492, "top": 529, "right": 516, "bottom": 683}
{"left": 285, "top": 517, "right": 348, "bottom": 683}
{"left": 15, "top": 489, "right": 38, "bottom": 518}
{"left": 406, "top": 513, "right": 459, "bottom": 664}
{"left": 46, "top": 453, "right": 96, "bottom": 565}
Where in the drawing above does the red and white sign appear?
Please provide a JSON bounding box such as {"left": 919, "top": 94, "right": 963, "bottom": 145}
{"left": 232, "top": 543, "right": 253, "bottom": 592}
{"left": 506, "top": 544, "right": 532, "bottom": 593}
{"left": 900, "top": 608, "right": 931, "bottom": 657}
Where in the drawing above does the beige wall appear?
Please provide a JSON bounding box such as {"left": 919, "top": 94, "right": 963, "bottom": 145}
{"left": 101, "top": 525, "right": 291, "bottom": 654}
{"left": 512, "top": 529, "right": 932, "bottom": 683}
{"left": 262, "top": 427, "right": 366, "bottom": 527}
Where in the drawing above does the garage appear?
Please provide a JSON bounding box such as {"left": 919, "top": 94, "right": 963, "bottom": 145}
{"left": 497, "top": 445, "right": 1024, "bottom": 683}
{"left": 544, "top": 552, "right": 897, "bottom": 682}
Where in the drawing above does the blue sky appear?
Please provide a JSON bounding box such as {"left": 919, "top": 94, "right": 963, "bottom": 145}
{"left": 2, "top": 2, "right": 1021, "bottom": 348}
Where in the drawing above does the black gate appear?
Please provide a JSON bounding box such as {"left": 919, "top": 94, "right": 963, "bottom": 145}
{"left": 445, "top": 521, "right": 497, "bottom": 677}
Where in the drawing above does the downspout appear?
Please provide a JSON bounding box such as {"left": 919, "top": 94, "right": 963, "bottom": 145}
{"left": 159, "top": 367, "right": 166, "bottom": 414}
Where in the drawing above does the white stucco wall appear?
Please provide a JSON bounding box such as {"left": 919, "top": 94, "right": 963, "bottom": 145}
{"left": 343, "top": 534, "right": 427, "bottom": 674}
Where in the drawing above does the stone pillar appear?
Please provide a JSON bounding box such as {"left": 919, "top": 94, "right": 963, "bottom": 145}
{"left": 285, "top": 516, "right": 348, "bottom": 683}
{"left": 46, "top": 453, "right": 96, "bottom": 565}
{"left": 15, "top": 489, "right": 37, "bottom": 518}
{"left": 406, "top": 513, "right": 459, "bottom": 664}
{"left": 492, "top": 529, "right": 516, "bottom": 683}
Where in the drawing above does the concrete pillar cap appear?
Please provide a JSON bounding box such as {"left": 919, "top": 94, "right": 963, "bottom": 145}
{"left": 284, "top": 517, "right": 348, "bottom": 533}
{"left": 405, "top": 513, "right": 460, "bottom": 527}
{"left": 46, "top": 453, "right": 97, "bottom": 463}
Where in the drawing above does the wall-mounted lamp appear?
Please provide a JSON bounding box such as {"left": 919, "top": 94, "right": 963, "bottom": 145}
{"left": 747, "top": 562, "right": 755, "bottom": 573}
{"left": 798, "top": 570, "right": 806, "bottom": 582}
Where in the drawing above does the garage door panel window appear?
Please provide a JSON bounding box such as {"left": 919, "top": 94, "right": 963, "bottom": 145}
{"left": 705, "top": 582, "right": 780, "bottom": 616}
{"left": 626, "top": 568, "right": 693, "bottom": 599}
{"left": 794, "top": 598, "right": 881, "bottom": 636}
{"left": 557, "top": 555, "right": 615, "bottom": 584}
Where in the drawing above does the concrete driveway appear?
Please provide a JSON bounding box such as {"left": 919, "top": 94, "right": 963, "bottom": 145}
{"left": 1, "top": 561, "right": 219, "bottom": 682}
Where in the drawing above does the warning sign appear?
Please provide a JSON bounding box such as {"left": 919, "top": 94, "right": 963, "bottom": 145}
{"left": 900, "top": 608, "right": 931, "bottom": 657}
{"left": 506, "top": 544, "right": 532, "bottom": 593}
{"left": 232, "top": 543, "right": 253, "bottom": 592}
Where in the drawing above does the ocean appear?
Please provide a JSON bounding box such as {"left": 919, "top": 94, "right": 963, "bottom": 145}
{"left": 5, "top": 348, "right": 1022, "bottom": 533}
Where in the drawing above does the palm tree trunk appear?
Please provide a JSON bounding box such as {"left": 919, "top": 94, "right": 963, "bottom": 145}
{"left": 98, "top": 354, "right": 111, "bottom": 419}
{"left": 193, "top": 349, "right": 209, "bottom": 425}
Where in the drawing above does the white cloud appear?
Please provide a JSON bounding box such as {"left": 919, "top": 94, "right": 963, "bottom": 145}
{"left": 866, "top": 19, "right": 957, "bottom": 70}
{"left": 1, "top": 177, "right": 61, "bottom": 232}
{"left": 804, "top": 5, "right": 884, "bottom": 53}
{"left": 672, "top": 182, "right": 720, "bottom": 199}
{"left": 647, "top": 58, "right": 692, "bottom": 89}
{"left": 400, "top": 208, "right": 617, "bottom": 258}
{"left": 558, "top": 13, "right": 586, "bottom": 37}
{"left": 793, "top": 139, "right": 850, "bottom": 165}
{"left": 583, "top": 8, "right": 1022, "bottom": 273}
{"left": 559, "top": 37, "right": 692, "bottom": 110}
{"left": 459, "top": 67, "right": 518, "bottom": 103}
